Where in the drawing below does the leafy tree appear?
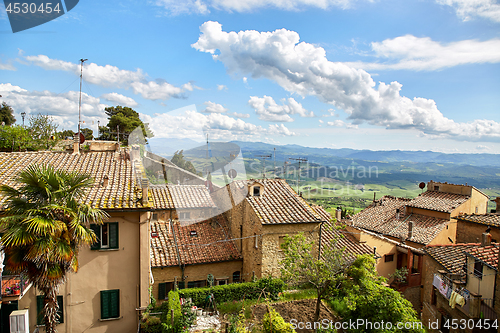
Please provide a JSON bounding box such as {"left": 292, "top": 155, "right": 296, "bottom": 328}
{"left": 0, "top": 102, "right": 16, "bottom": 125}
{"left": 329, "top": 255, "right": 425, "bottom": 333}
{"left": 171, "top": 150, "right": 200, "bottom": 176}
{"left": 81, "top": 128, "right": 93, "bottom": 141}
{"left": 103, "top": 106, "right": 153, "bottom": 144}
{"left": 28, "top": 114, "right": 59, "bottom": 150}
{"left": 280, "top": 231, "right": 345, "bottom": 322}
{"left": 0, "top": 164, "right": 109, "bottom": 333}
{"left": 0, "top": 125, "right": 31, "bottom": 151}
{"left": 97, "top": 126, "right": 111, "bottom": 140}
{"left": 58, "top": 129, "right": 75, "bottom": 140}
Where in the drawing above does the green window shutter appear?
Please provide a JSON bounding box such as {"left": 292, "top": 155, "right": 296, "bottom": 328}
{"left": 57, "top": 295, "right": 64, "bottom": 324}
{"left": 109, "top": 222, "right": 119, "bottom": 249}
{"left": 109, "top": 290, "right": 119, "bottom": 318}
{"left": 90, "top": 224, "right": 101, "bottom": 250}
{"left": 101, "top": 289, "right": 120, "bottom": 319}
{"left": 158, "top": 283, "right": 166, "bottom": 300}
{"left": 187, "top": 281, "right": 194, "bottom": 288}
{"left": 178, "top": 281, "right": 185, "bottom": 289}
{"left": 37, "top": 295, "right": 44, "bottom": 325}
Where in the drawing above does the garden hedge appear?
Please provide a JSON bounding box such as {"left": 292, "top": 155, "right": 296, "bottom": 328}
{"left": 178, "top": 277, "right": 284, "bottom": 307}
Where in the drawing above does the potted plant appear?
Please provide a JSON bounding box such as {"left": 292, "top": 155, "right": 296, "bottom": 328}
{"left": 12, "top": 284, "right": 21, "bottom": 295}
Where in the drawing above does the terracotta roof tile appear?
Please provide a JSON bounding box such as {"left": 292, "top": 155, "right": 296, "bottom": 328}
{"left": 350, "top": 196, "right": 448, "bottom": 245}
{"left": 465, "top": 244, "right": 499, "bottom": 270}
{"left": 407, "top": 191, "right": 469, "bottom": 213}
{"left": 313, "top": 205, "right": 374, "bottom": 263}
{"left": 425, "top": 243, "right": 480, "bottom": 275}
{"left": 246, "top": 179, "right": 323, "bottom": 225}
{"left": 457, "top": 214, "right": 500, "bottom": 228}
{"left": 0, "top": 151, "right": 142, "bottom": 210}
{"left": 150, "top": 215, "right": 241, "bottom": 268}
{"left": 168, "top": 185, "right": 216, "bottom": 209}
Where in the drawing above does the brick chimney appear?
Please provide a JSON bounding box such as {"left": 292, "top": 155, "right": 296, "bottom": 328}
{"left": 141, "top": 178, "right": 149, "bottom": 205}
{"left": 335, "top": 207, "right": 342, "bottom": 222}
{"left": 396, "top": 208, "right": 400, "bottom": 220}
{"left": 72, "top": 134, "right": 79, "bottom": 154}
{"left": 481, "top": 230, "right": 492, "bottom": 247}
{"left": 408, "top": 221, "right": 414, "bottom": 240}
{"left": 102, "top": 175, "right": 109, "bottom": 188}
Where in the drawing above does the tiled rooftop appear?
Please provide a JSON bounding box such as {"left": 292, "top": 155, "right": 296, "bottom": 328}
{"left": 456, "top": 214, "right": 500, "bottom": 227}
{"left": 350, "top": 196, "right": 448, "bottom": 245}
{"left": 425, "top": 243, "right": 480, "bottom": 275}
{"left": 168, "top": 185, "right": 216, "bottom": 209}
{"left": 0, "top": 151, "right": 142, "bottom": 210}
{"left": 150, "top": 215, "right": 241, "bottom": 268}
{"left": 246, "top": 179, "right": 323, "bottom": 225}
{"left": 314, "top": 205, "right": 374, "bottom": 263}
{"left": 407, "top": 191, "right": 469, "bottom": 213}
{"left": 466, "top": 244, "right": 499, "bottom": 271}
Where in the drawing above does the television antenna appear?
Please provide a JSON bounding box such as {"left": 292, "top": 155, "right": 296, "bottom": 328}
{"left": 289, "top": 157, "right": 308, "bottom": 193}
{"left": 78, "top": 58, "right": 87, "bottom": 152}
{"left": 256, "top": 154, "right": 272, "bottom": 178}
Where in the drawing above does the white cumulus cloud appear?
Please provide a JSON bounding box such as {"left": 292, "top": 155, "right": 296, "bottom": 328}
{"left": 346, "top": 35, "right": 500, "bottom": 71}
{"left": 101, "top": 93, "right": 138, "bottom": 107}
{"left": 248, "top": 95, "right": 314, "bottom": 122}
{"left": 153, "top": 0, "right": 370, "bottom": 15}
{"left": 24, "top": 55, "right": 191, "bottom": 101}
{"left": 0, "top": 83, "right": 107, "bottom": 129}
{"left": 435, "top": 0, "right": 500, "bottom": 22}
{"left": 203, "top": 101, "right": 228, "bottom": 113}
{"left": 192, "top": 21, "right": 500, "bottom": 142}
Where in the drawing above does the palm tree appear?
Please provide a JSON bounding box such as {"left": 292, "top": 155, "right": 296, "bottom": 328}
{"left": 0, "top": 164, "right": 109, "bottom": 333}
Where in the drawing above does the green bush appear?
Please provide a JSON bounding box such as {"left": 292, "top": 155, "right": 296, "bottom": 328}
{"left": 262, "top": 307, "right": 295, "bottom": 333}
{"left": 178, "top": 278, "right": 284, "bottom": 307}
{"left": 140, "top": 314, "right": 163, "bottom": 333}
{"left": 166, "top": 290, "right": 182, "bottom": 327}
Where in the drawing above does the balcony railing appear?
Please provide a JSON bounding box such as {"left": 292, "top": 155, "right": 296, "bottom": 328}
{"left": 1, "top": 274, "right": 30, "bottom": 297}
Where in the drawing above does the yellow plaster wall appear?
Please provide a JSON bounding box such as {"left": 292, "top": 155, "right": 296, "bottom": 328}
{"left": 466, "top": 257, "right": 496, "bottom": 300}
{"left": 427, "top": 222, "right": 456, "bottom": 246}
{"left": 18, "top": 211, "right": 147, "bottom": 333}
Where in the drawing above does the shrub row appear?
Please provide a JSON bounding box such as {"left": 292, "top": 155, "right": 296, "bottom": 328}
{"left": 178, "top": 277, "right": 284, "bottom": 307}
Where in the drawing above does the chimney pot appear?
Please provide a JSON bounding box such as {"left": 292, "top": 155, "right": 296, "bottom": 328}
{"left": 102, "top": 175, "right": 109, "bottom": 188}
{"left": 408, "top": 221, "right": 414, "bottom": 240}
{"left": 481, "top": 232, "right": 492, "bottom": 247}
{"left": 72, "top": 134, "right": 80, "bottom": 154}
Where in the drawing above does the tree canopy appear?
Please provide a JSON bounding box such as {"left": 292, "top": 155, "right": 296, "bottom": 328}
{"left": 0, "top": 102, "right": 16, "bottom": 126}
{"left": 171, "top": 150, "right": 200, "bottom": 176}
{"left": 100, "top": 106, "right": 153, "bottom": 144}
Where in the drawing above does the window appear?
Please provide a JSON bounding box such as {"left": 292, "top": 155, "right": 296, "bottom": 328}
{"left": 412, "top": 255, "right": 420, "bottom": 273}
{"left": 473, "top": 260, "right": 483, "bottom": 278}
{"left": 158, "top": 282, "right": 174, "bottom": 300}
{"left": 216, "top": 279, "right": 228, "bottom": 286}
{"left": 100, "top": 289, "right": 120, "bottom": 319}
{"left": 384, "top": 254, "right": 394, "bottom": 262}
{"left": 187, "top": 280, "right": 206, "bottom": 288}
{"left": 431, "top": 287, "right": 437, "bottom": 305}
{"left": 91, "top": 222, "right": 118, "bottom": 250}
{"left": 253, "top": 186, "right": 260, "bottom": 196}
{"left": 37, "top": 295, "right": 63, "bottom": 325}
{"left": 475, "top": 206, "right": 479, "bottom": 214}
{"left": 434, "top": 186, "right": 439, "bottom": 191}
{"left": 233, "top": 271, "right": 241, "bottom": 283}
{"left": 179, "top": 212, "right": 191, "bottom": 220}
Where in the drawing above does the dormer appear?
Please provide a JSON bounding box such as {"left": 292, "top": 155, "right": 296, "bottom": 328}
{"left": 248, "top": 180, "right": 265, "bottom": 198}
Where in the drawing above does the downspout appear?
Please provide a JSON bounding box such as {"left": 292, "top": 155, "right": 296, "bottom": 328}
{"left": 170, "top": 219, "right": 185, "bottom": 287}
{"left": 318, "top": 221, "right": 326, "bottom": 260}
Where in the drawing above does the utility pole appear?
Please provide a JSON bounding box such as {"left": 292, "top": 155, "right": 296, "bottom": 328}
{"left": 289, "top": 157, "right": 308, "bottom": 194}
{"left": 78, "top": 58, "right": 88, "bottom": 152}
{"left": 256, "top": 154, "right": 272, "bottom": 178}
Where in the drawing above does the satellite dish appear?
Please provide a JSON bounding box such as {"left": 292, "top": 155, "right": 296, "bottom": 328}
{"left": 79, "top": 132, "right": 85, "bottom": 144}
{"left": 419, "top": 182, "right": 426, "bottom": 189}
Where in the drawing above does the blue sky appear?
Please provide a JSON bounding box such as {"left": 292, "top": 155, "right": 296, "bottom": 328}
{"left": 1, "top": 0, "right": 499, "bottom": 153}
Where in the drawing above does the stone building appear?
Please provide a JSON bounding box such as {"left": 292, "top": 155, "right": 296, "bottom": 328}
{"left": 211, "top": 178, "right": 327, "bottom": 280}
{"left": 455, "top": 197, "right": 500, "bottom": 244}
{"left": 422, "top": 237, "right": 499, "bottom": 332}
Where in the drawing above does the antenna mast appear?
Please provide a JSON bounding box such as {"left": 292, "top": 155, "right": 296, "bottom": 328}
{"left": 256, "top": 154, "right": 272, "bottom": 178}
{"left": 289, "top": 157, "right": 308, "bottom": 193}
{"left": 78, "top": 58, "right": 87, "bottom": 151}
{"left": 273, "top": 148, "right": 276, "bottom": 178}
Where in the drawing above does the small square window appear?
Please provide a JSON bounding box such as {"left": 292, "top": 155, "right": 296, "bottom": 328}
{"left": 473, "top": 260, "right": 483, "bottom": 279}
{"left": 253, "top": 186, "right": 261, "bottom": 196}
{"left": 91, "top": 223, "right": 119, "bottom": 250}
{"left": 434, "top": 186, "right": 439, "bottom": 191}
{"left": 384, "top": 254, "right": 394, "bottom": 262}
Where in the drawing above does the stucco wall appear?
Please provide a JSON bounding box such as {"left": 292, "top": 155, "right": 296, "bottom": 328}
{"left": 427, "top": 222, "right": 456, "bottom": 246}
{"left": 456, "top": 220, "right": 500, "bottom": 244}
{"left": 466, "top": 257, "right": 495, "bottom": 300}
{"left": 18, "top": 211, "right": 148, "bottom": 333}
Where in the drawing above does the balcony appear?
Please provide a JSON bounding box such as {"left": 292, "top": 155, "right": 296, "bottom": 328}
{"left": 1, "top": 275, "right": 31, "bottom": 300}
